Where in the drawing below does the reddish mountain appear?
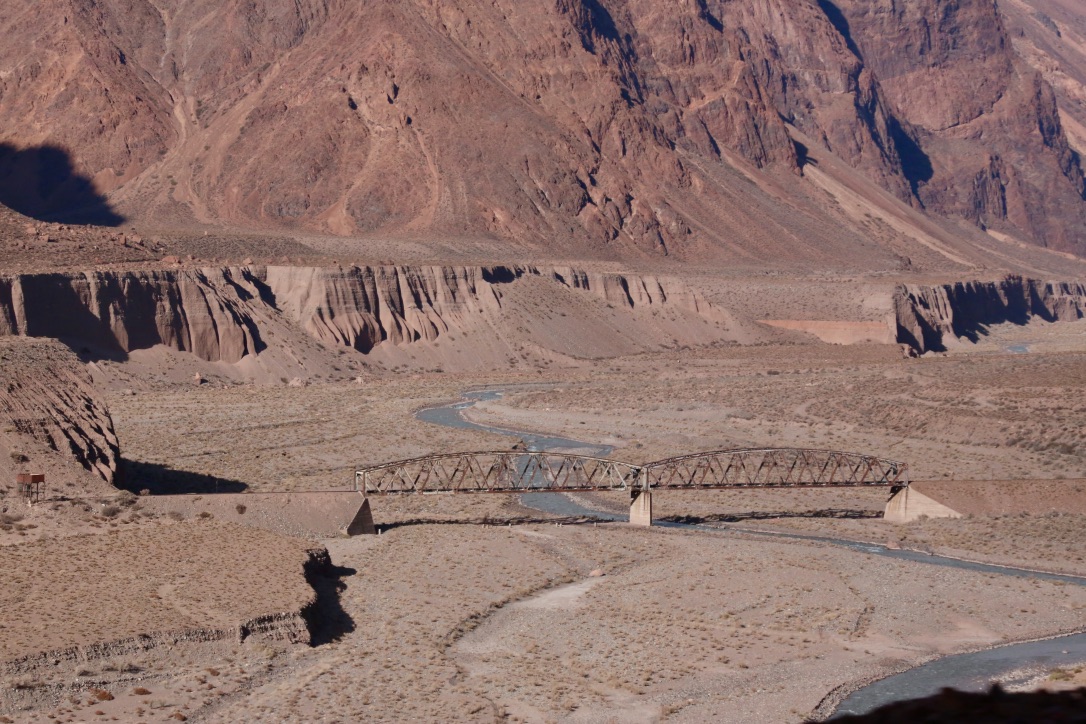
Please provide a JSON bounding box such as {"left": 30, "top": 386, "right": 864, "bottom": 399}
{"left": 0, "top": 0, "right": 1084, "bottom": 259}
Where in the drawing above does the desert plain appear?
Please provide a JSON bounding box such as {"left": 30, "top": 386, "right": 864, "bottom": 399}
{"left": 2, "top": 292, "right": 1086, "bottom": 722}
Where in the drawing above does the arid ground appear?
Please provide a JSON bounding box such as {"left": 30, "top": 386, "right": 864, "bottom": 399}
{"left": 1, "top": 306, "right": 1084, "bottom": 722}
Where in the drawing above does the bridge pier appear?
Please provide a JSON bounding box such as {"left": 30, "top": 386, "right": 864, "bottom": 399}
{"left": 347, "top": 496, "right": 377, "bottom": 535}
{"left": 630, "top": 490, "right": 653, "bottom": 526}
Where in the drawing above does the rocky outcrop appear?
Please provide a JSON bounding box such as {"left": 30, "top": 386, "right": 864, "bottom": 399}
{"left": 0, "top": 337, "right": 119, "bottom": 483}
{"left": 895, "top": 277, "right": 1086, "bottom": 352}
{"left": 0, "top": 269, "right": 263, "bottom": 362}
{"left": 262, "top": 265, "right": 506, "bottom": 353}
{"left": 0, "top": 264, "right": 720, "bottom": 359}
{"left": 550, "top": 267, "right": 720, "bottom": 317}
{"left": 833, "top": 0, "right": 1086, "bottom": 252}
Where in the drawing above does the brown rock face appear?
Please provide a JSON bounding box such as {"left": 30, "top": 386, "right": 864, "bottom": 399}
{"left": 833, "top": 0, "right": 1086, "bottom": 253}
{"left": 0, "top": 0, "right": 1084, "bottom": 255}
{"left": 0, "top": 264, "right": 724, "bottom": 362}
{"left": 0, "top": 337, "right": 119, "bottom": 484}
{"left": 0, "top": 270, "right": 263, "bottom": 363}
{"left": 894, "top": 276, "right": 1086, "bottom": 352}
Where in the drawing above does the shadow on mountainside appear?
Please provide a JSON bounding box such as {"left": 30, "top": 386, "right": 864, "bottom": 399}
{"left": 120, "top": 459, "right": 249, "bottom": 495}
{"left": 0, "top": 143, "right": 125, "bottom": 226}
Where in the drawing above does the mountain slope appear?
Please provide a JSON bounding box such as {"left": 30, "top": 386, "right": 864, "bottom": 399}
{"left": 0, "top": 0, "right": 1084, "bottom": 260}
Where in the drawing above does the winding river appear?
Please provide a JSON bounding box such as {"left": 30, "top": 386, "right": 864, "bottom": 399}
{"left": 416, "top": 388, "right": 1086, "bottom": 717}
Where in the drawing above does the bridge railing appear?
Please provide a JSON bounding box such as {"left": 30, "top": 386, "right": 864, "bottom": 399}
{"left": 356, "top": 450, "right": 642, "bottom": 495}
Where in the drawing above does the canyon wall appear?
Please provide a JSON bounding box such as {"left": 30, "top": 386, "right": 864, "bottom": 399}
{"left": 895, "top": 277, "right": 1086, "bottom": 352}
{"left": 0, "top": 265, "right": 720, "bottom": 361}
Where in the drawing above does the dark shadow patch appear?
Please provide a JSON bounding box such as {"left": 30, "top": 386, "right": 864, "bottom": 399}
{"left": 120, "top": 460, "right": 249, "bottom": 495}
{"left": 304, "top": 560, "right": 357, "bottom": 646}
{"left": 793, "top": 139, "right": 816, "bottom": 169}
{"left": 888, "top": 118, "right": 933, "bottom": 197}
{"left": 661, "top": 509, "right": 882, "bottom": 524}
{"left": 828, "top": 683, "right": 1086, "bottom": 723}
{"left": 817, "top": 0, "right": 861, "bottom": 58}
{"left": 481, "top": 266, "right": 523, "bottom": 285}
{"left": 0, "top": 143, "right": 124, "bottom": 226}
{"left": 896, "top": 318, "right": 945, "bottom": 353}
{"left": 583, "top": 0, "right": 620, "bottom": 44}
{"left": 696, "top": 0, "right": 724, "bottom": 32}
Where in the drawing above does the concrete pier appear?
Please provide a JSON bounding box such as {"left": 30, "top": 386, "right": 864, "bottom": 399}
{"left": 630, "top": 490, "right": 653, "bottom": 526}
{"left": 348, "top": 497, "right": 377, "bottom": 535}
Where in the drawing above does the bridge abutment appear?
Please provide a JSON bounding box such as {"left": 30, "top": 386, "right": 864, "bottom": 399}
{"left": 630, "top": 490, "right": 653, "bottom": 526}
{"left": 884, "top": 485, "right": 960, "bottom": 523}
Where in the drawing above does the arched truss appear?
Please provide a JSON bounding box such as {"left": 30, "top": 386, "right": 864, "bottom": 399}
{"left": 355, "top": 448, "right": 907, "bottom": 495}
{"left": 355, "top": 451, "right": 641, "bottom": 495}
{"left": 641, "top": 448, "right": 908, "bottom": 489}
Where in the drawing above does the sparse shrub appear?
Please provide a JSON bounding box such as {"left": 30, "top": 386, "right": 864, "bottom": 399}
{"left": 235, "top": 504, "right": 247, "bottom": 514}
{"left": 133, "top": 687, "right": 152, "bottom": 695}
{"left": 198, "top": 511, "right": 213, "bottom": 519}
{"left": 166, "top": 511, "right": 184, "bottom": 521}
{"left": 101, "top": 505, "right": 121, "bottom": 518}
{"left": 90, "top": 688, "right": 114, "bottom": 701}
{"left": 8, "top": 451, "right": 28, "bottom": 463}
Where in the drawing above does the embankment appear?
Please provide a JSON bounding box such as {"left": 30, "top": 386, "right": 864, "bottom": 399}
{"left": 0, "top": 265, "right": 725, "bottom": 363}
{"left": 895, "top": 277, "right": 1086, "bottom": 352}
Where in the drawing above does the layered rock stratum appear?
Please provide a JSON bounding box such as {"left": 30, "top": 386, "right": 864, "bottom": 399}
{"left": 0, "top": 337, "right": 119, "bottom": 486}
{"left": 0, "top": 264, "right": 734, "bottom": 369}
{"left": 0, "top": 0, "right": 1084, "bottom": 259}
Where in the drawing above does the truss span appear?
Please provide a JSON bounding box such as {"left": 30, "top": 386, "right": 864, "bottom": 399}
{"left": 355, "top": 451, "right": 641, "bottom": 495}
{"left": 355, "top": 448, "right": 908, "bottom": 495}
{"left": 642, "top": 448, "right": 908, "bottom": 489}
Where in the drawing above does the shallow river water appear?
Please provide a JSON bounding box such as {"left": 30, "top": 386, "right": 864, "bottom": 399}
{"left": 416, "top": 388, "right": 1086, "bottom": 717}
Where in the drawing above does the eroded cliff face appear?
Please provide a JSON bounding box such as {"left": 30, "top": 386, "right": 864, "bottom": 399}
{"left": 895, "top": 278, "right": 1086, "bottom": 352}
{"left": 0, "top": 269, "right": 263, "bottom": 363}
{"left": 0, "top": 265, "right": 723, "bottom": 363}
{"left": 0, "top": 337, "right": 119, "bottom": 484}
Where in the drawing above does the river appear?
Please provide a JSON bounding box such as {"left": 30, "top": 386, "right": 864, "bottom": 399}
{"left": 416, "top": 388, "right": 1086, "bottom": 717}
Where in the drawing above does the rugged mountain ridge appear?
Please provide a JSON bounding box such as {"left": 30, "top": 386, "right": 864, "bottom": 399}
{"left": 895, "top": 277, "right": 1086, "bottom": 352}
{"left": 0, "top": 265, "right": 724, "bottom": 363}
{"left": 0, "top": 0, "right": 1084, "bottom": 257}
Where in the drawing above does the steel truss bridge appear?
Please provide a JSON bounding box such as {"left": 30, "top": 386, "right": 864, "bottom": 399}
{"left": 354, "top": 448, "right": 909, "bottom": 496}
